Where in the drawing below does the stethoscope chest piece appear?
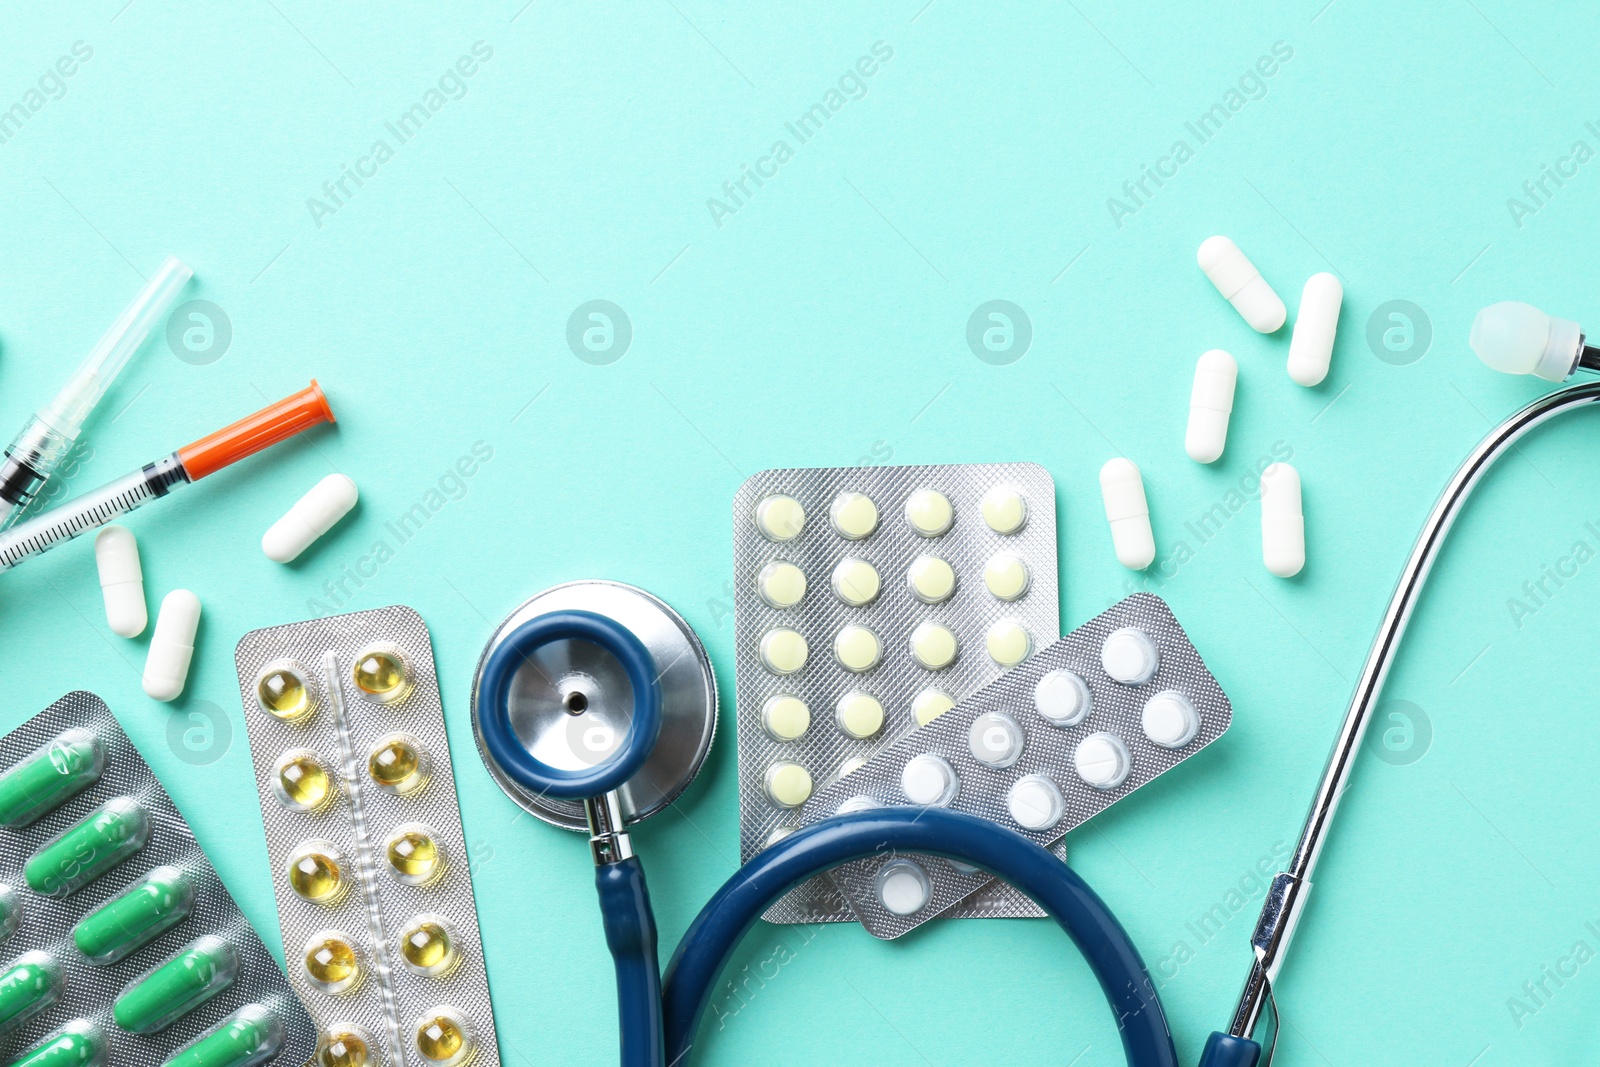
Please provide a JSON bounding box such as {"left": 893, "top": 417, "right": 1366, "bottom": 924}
{"left": 471, "top": 580, "right": 717, "bottom": 831}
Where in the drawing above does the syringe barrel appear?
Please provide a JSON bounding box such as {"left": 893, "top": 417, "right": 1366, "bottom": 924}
{"left": 0, "top": 456, "right": 187, "bottom": 572}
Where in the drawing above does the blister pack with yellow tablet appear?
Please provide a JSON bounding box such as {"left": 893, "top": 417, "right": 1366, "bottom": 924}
{"left": 795, "top": 594, "right": 1233, "bottom": 938}
{"left": 0, "top": 692, "right": 317, "bottom": 1066}
{"left": 733, "top": 463, "right": 1062, "bottom": 924}
{"left": 234, "top": 607, "right": 499, "bottom": 1067}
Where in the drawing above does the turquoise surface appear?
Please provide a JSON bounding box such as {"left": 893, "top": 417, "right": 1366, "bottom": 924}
{"left": 3, "top": 2, "right": 1599, "bottom": 1063}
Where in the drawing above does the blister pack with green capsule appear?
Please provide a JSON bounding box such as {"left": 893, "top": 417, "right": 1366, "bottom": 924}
{"left": 0, "top": 692, "right": 317, "bottom": 1066}
{"left": 234, "top": 606, "right": 500, "bottom": 1067}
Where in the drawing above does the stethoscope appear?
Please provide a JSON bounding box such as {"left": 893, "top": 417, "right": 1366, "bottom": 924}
{"left": 467, "top": 581, "right": 1178, "bottom": 1067}
{"left": 465, "top": 300, "right": 1597, "bottom": 1067}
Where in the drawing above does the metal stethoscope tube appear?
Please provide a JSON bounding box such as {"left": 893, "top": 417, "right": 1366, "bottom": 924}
{"left": 1212, "top": 379, "right": 1600, "bottom": 1061}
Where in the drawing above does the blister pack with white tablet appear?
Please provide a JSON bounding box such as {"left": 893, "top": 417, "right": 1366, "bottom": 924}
{"left": 732, "top": 463, "right": 1060, "bottom": 924}
{"left": 235, "top": 606, "right": 500, "bottom": 1067}
{"left": 796, "top": 593, "right": 1232, "bottom": 939}
{"left": 0, "top": 692, "right": 318, "bottom": 1067}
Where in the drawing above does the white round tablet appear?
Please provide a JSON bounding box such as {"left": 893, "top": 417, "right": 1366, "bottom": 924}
{"left": 910, "top": 622, "right": 958, "bottom": 670}
{"left": 1034, "top": 670, "right": 1091, "bottom": 727}
{"left": 761, "top": 695, "right": 810, "bottom": 742}
{"left": 986, "top": 620, "right": 1032, "bottom": 667}
{"left": 1101, "top": 627, "right": 1159, "bottom": 685}
{"left": 835, "top": 690, "right": 885, "bottom": 739}
{"left": 830, "top": 557, "right": 881, "bottom": 607}
{"left": 980, "top": 485, "right": 1027, "bottom": 534}
{"left": 833, "top": 625, "right": 882, "bottom": 673}
{"left": 764, "top": 761, "right": 813, "bottom": 808}
{"left": 829, "top": 491, "right": 879, "bottom": 540}
{"left": 904, "top": 489, "right": 954, "bottom": 537}
{"left": 912, "top": 688, "right": 955, "bottom": 726}
{"left": 836, "top": 795, "right": 881, "bottom": 815}
{"left": 757, "top": 561, "right": 807, "bottom": 609}
{"left": 1007, "top": 775, "right": 1065, "bottom": 831}
{"left": 876, "top": 859, "right": 932, "bottom": 916}
{"left": 1074, "top": 732, "right": 1131, "bottom": 790}
{"left": 900, "top": 753, "right": 959, "bottom": 806}
{"left": 759, "top": 628, "right": 809, "bottom": 675}
{"left": 755, "top": 494, "right": 805, "bottom": 542}
{"left": 1142, "top": 690, "right": 1200, "bottom": 749}
{"left": 968, "top": 711, "right": 1024, "bottom": 769}
{"left": 983, "top": 553, "right": 1031, "bottom": 601}
{"left": 906, "top": 554, "right": 957, "bottom": 604}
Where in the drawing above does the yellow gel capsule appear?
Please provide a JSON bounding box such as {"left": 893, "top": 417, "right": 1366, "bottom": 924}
{"left": 415, "top": 1010, "right": 474, "bottom": 1065}
{"left": 258, "top": 663, "right": 313, "bottom": 722}
{"left": 352, "top": 646, "right": 412, "bottom": 704}
{"left": 317, "top": 1027, "right": 373, "bottom": 1067}
{"left": 273, "top": 750, "right": 333, "bottom": 813}
{"left": 287, "top": 843, "right": 347, "bottom": 904}
{"left": 385, "top": 824, "right": 445, "bottom": 886}
{"left": 398, "top": 916, "right": 460, "bottom": 977}
{"left": 303, "top": 932, "right": 361, "bottom": 994}
{"left": 368, "top": 734, "right": 428, "bottom": 795}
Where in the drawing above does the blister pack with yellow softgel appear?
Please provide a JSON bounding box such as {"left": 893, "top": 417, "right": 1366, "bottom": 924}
{"left": 0, "top": 691, "right": 318, "bottom": 1067}
{"left": 234, "top": 606, "right": 499, "bottom": 1067}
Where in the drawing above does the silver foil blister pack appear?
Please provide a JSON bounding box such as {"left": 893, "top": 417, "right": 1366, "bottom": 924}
{"left": 0, "top": 691, "right": 317, "bottom": 1065}
{"left": 732, "top": 463, "right": 1060, "bottom": 924}
{"left": 797, "top": 594, "right": 1232, "bottom": 939}
{"left": 234, "top": 606, "right": 500, "bottom": 1067}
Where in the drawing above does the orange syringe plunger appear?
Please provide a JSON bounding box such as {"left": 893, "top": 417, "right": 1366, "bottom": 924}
{"left": 177, "top": 381, "right": 335, "bottom": 481}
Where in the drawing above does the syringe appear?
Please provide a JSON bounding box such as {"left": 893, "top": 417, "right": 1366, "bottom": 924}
{"left": 0, "top": 256, "right": 193, "bottom": 528}
{"left": 0, "top": 381, "right": 335, "bottom": 573}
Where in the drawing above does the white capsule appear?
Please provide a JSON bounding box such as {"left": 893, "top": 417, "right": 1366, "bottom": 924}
{"left": 1197, "top": 236, "right": 1286, "bottom": 333}
{"left": 263, "top": 474, "right": 359, "bottom": 563}
{"left": 94, "top": 525, "right": 147, "bottom": 638}
{"left": 1287, "top": 273, "right": 1343, "bottom": 387}
{"left": 143, "top": 590, "right": 201, "bottom": 702}
{"left": 1261, "top": 462, "right": 1305, "bottom": 577}
{"left": 1099, "top": 458, "right": 1155, "bottom": 570}
{"left": 1185, "top": 350, "right": 1237, "bottom": 464}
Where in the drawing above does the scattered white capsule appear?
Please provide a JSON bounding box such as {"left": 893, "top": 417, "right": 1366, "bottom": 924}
{"left": 1074, "top": 732, "right": 1131, "bottom": 790}
{"left": 1099, "top": 459, "right": 1155, "bottom": 570}
{"left": 900, "top": 753, "right": 959, "bottom": 807}
{"left": 1185, "top": 350, "right": 1237, "bottom": 464}
{"left": 143, "top": 590, "right": 201, "bottom": 702}
{"left": 1007, "top": 775, "right": 1065, "bottom": 831}
{"left": 1142, "top": 690, "right": 1200, "bottom": 749}
{"left": 1287, "top": 273, "right": 1343, "bottom": 387}
{"left": 94, "top": 525, "right": 147, "bottom": 638}
{"left": 263, "top": 473, "right": 359, "bottom": 563}
{"left": 1197, "top": 235, "right": 1286, "bottom": 333}
{"left": 1261, "top": 462, "right": 1305, "bottom": 577}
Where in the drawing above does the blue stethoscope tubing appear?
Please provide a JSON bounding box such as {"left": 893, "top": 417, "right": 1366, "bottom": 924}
{"left": 477, "top": 606, "right": 1187, "bottom": 1067}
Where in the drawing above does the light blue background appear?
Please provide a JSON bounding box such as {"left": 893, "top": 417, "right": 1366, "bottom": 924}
{"left": 3, "top": 2, "right": 1600, "bottom": 1063}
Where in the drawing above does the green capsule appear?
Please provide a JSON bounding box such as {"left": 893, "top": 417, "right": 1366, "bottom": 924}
{"left": 25, "top": 797, "right": 150, "bottom": 899}
{"left": 73, "top": 866, "right": 195, "bottom": 966}
{"left": 161, "top": 1005, "right": 284, "bottom": 1067}
{"left": 114, "top": 935, "right": 239, "bottom": 1034}
{"left": 0, "top": 730, "right": 105, "bottom": 829}
{"left": 12, "top": 1020, "right": 108, "bottom": 1066}
{"left": 0, "top": 951, "right": 64, "bottom": 1034}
